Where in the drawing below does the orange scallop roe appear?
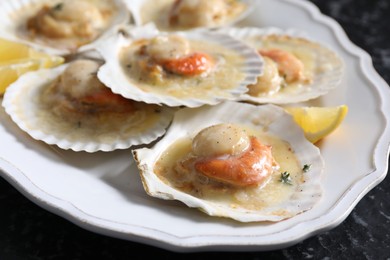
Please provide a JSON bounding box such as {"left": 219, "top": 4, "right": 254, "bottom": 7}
{"left": 259, "top": 48, "right": 304, "bottom": 83}
{"left": 160, "top": 52, "right": 213, "bottom": 76}
{"left": 78, "top": 89, "right": 135, "bottom": 113}
{"left": 194, "top": 136, "right": 277, "bottom": 186}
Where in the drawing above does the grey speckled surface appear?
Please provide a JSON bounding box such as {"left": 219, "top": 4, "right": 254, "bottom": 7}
{"left": 1, "top": 0, "right": 390, "bottom": 259}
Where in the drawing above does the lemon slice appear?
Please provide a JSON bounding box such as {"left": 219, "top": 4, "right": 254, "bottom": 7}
{"left": 284, "top": 105, "right": 348, "bottom": 143}
{"left": 0, "top": 38, "right": 64, "bottom": 95}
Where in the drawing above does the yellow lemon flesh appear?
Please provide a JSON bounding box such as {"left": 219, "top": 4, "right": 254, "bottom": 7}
{"left": 284, "top": 105, "right": 348, "bottom": 143}
{"left": 0, "top": 38, "right": 64, "bottom": 95}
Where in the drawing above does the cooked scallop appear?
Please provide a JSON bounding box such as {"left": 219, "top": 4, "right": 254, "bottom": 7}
{"left": 97, "top": 24, "right": 263, "bottom": 107}
{"left": 133, "top": 101, "right": 324, "bottom": 222}
{"left": 126, "top": 0, "right": 255, "bottom": 31}
{"left": 2, "top": 59, "right": 174, "bottom": 152}
{"left": 222, "top": 27, "right": 344, "bottom": 104}
{"left": 0, "top": 0, "right": 130, "bottom": 55}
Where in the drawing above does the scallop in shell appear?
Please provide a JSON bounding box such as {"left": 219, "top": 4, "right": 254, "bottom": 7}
{"left": 133, "top": 101, "right": 324, "bottom": 222}
{"left": 125, "top": 0, "right": 256, "bottom": 31}
{"left": 2, "top": 59, "right": 174, "bottom": 152}
{"left": 97, "top": 24, "right": 263, "bottom": 107}
{"left": 0, "top": 0, "right": 130, "bottom": 56}
{"left": 222, "top": 27, "right": 344, "bottom": 104}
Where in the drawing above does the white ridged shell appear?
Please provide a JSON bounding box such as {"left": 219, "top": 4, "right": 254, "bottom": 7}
{"left": 2, "top": 64, "right": 174, "bottom": 153}
{"left": 133, "top": 101, "right": 324, "bottom": 222}
{"left": 0, "top": 0, "right": 130, "bottom": 56}
{"left": 124, "top": 0, "right": 256, "bottom": 31}
{"left": 97, "top": 24, "right": 264, "bottom": 107}
{"left": 221, "top": 27, "right": 344, "bottom": 104}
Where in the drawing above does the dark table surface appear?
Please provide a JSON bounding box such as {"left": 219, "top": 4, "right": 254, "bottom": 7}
{"left": 1, "top": 0, "right": 390, "bottom": 259}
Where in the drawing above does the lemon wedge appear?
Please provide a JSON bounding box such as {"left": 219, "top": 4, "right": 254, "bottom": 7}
{"left": 284, "top": 105, "right": 348, "bottom": 143}
{"left": 0, "top": 38, "right": 64, "bottom": 95}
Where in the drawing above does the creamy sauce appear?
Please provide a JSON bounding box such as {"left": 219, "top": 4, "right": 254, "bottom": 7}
{"left": 154, "top": 125, "right": 304, "bottom": 211}
{"left": 19, "top": 0, "right": 116, "bottom": 51}
{"left": 140, "top": 0, "right": 173, "bottom": 30}
{"left": 140, "top": 0, "right": 246, "bottom": 31}
{"left": 35, "top": 75, "right": 164, "bottom": 144}
{"left": 247, "top": 35, "right": 320, "bottom": 97}
{"left": 120, "top": 38, "right": 245, "bottom": 99}
{"left": 261, "top": 41, "right": 316, "bottom": 83}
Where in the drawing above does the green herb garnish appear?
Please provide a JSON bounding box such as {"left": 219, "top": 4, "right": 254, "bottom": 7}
{"left": 52, "top": 3, "right": 63, "bottom": 11}
{"left": 302, "top": 164, "right": 311, "bottom": 172}
{"left": 280, "top": 172, "right": 292, "bottom": 185}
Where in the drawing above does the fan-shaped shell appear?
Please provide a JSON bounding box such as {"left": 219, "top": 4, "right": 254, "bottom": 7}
{"left": 221, "top": 27, "right": 344, "bottom": 104}
{"left": 124, "top": 0, "right": 256, "bottom": 31}
{"left": 0, "top": 0, "right": 130, "bottom": 56}
{"left": 97, "top": 24, "right": 264, "bottom": 107}
{"left": 133, "top": 101, "right": 324, "bottom": 222}
{"left": 2, "top": 64, "right": 174, "bottom": 152}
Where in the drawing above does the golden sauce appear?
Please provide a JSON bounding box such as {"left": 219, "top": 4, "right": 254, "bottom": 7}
{"left": 18, "top": 0, "right": 116, "bottom": 51}
{"left": 154, "top": 125, "right": 305, "bottom": 211}
{"left": 140, "top": 0, "right": 246, "bottom": 31}
{"left": 120, "top": 38, "right": 246, "bottom": 99}
{"left": 36, "top": 77, "right": 164, "bottom": 144}
{"left": 247, "top": 35, "right": 321, "bottom": 96}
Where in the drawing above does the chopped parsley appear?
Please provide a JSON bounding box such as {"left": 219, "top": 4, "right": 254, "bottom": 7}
{"left": 280, "top": 172, "right": 292, "bottom": 185}
{"left": 302, "top": 164, "right": 311, "bottom": 172}
{"left": 52, "top": 3, "right": 63, "bottom": 11}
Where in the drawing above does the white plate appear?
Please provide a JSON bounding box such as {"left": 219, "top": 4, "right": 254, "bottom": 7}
{"left": 1, "top": 0, "right": 389, "bottom": 252}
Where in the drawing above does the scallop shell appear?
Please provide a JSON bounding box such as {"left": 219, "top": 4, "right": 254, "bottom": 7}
{"left": 133, "top": 101, "right": 324, "bottom": 222}
{"left": 0, "top": 0, "right": 131, "bottom": 56}
{"left": 2, "top": 64, "right": 174, "bottom": 153}
{"left": 97, "top": 24, "right": 264, "bottom": 108}
{"left": 221, "top": 27, "right": 344, "bottom": 104}
{"left": 124, "top": 0, "right": 256, "bottom": 31}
